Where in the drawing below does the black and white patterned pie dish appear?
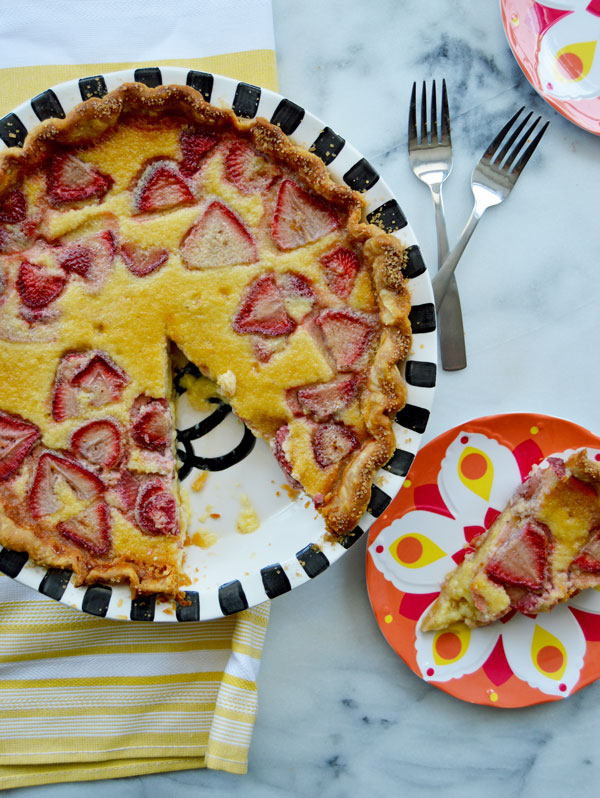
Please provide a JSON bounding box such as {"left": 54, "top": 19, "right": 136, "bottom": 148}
{"left": 0, "top": 67, "right": 437, "bottom": 622}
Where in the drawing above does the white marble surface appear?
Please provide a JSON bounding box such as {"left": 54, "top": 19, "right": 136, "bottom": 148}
{"left": 8, "top": 0, "right": 600, "bottom": 796}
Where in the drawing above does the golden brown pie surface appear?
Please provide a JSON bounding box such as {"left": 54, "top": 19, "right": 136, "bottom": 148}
{"left": 0, "top": 83, "right": 412, "bottom": 595}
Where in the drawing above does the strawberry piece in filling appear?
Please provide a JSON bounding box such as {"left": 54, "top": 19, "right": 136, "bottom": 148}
{"left": 47, "top": 154, "right": 113, "bottom": 205}
{"left": 572, "top": 530, "right": 600, "bottom": 573}
{"left": 315, "top": 308, "right": 379, "bottom": 372}
{"left": 58, "top": 501, "right": 111, "bottom": 555}
{"left": 181, "top": 200, "right": 258, "bottom": 269}
{"left": 135, "top": 480, "right": 178, "bottom": 536}
{"left": 52, "top": 351, "right": 129, "bottom": 422}
{"left": 319, "top": 246, "right": 360, "bottom": 298}
{"left": 233, "top": 273, "right": 295, "bottom": 336}
{"left": 120, "top": 241, "right": 169, "bottom": 277}
{"left": 0, "top": 411, "right": 40, "bottom": 481}
{"left": 0, "top": 189, "right": 27, "bottom": 224}
{"left": 71, "top": 420, "right": 122, "bottom": 469}
{"left": 271, "top": 179, "right": 338, "bottom": 250}
{"left": 225, "top": 140, "right": 281, "bottom": 194}
{"left": 297, "top": 376, "right": 359, "bottom": 421}
{"left": 312, "top": 422, "right": 359, "bottom": 469}
{"left": 131, "top": 397, "right": 171, "bottom": 451}
{"left": 58, "top": 230, "right": 116, "bottom": 287}
{"left": 16, "top": 260, "right": 66, "bottom": 309}
{"left": 133, "top": 160, "right": 194, "bottom": 214}
{"left": 30, "top": 452, "right": 104, "bottom": 519}
{"left": 485, "top": 520, "right": 549, "bottom": 591}
{"left": 273, "top": 425, "right": 301, "bottom": 488}
{"left": 179, "top": 128, "right": 218, "bottom": 177}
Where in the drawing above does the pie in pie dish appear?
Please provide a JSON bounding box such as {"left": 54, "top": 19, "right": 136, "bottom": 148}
{"left": 0, "top": 83, "right": 412, "bottom": 596}
{"left": 421, "top": 450, "right": 600, "bottom": 631}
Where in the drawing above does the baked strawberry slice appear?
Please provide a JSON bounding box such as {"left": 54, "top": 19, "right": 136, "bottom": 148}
{"left": 312, "top": 422, "right": 359, "bottom": 468}
{"left": 58, "top": 502, "right": 111, "bottom": 555}
{"left": 225, "top": 140, "right": 281, "bottom": 194}
{"left": 52, "top": 352, "right": 90, "bottom": 422}
{"left": 58, "top": 230, "right": 116, "bottom": 287}
{"left": 279, "top": 272, "right": 316, "bottom": 323}
{"left": 572, "top": 531, "right": 600, "bottom": 573}
{"left": 135, "top": 479, "right": 178, "bottom": 536}
{"left": 233, "top": 274, "right": 296, "bottom": 336}
{"left": 181, "top": 201, "right": 258, "bottom": 269}
{"left": 272, "top": 425, "right": 301, "bottom": 488}
{"left": 120, "top": 241, "right": 169, "bottom": 277}
{"left": 112, "top": 469, "right": 140, "bottom": 516}
{"left": 315, "top": 309, "right": 379, "bottom": 372}
{"left": 271, "top": 179, "right": 338, "bottom": 250}
{"left": 71, "top": 420, "right": 122, "bottom": 469}
{"left": 131, "top": 397, "right": 171, "bottom": 450}
{"left": 320, "top": 247, "right": 360, "bottom": 298}
{"left": 71, "top": 353, "right": 129, "bottom": 408}
{"left": 16, "top": 260, "right": 66, "bottom": 309}
{"left": 179, "top": 128, "right": 218, "bottom": 177}
{"left": 0, "top": 411, "right": 40, "bottom": 481}
{"left": 485, "top": 520, "right": 548, "bottom": 591}
{"left": 0, "top": 189, "right": 26, "bottom": 224}
{"left": 47, "top": 154, "right": 113, "bottom": 205}
{"left": 297, "top": 376, "right": 359, "bottom": 421}
{"left": 133, "top": 160, "right": 194, "bottom": 214}
{"left": 30, "top": 452, "right": 105, "bottom": 518}
{"left": 252, "top": 335, "right": 288, "bottom": 363}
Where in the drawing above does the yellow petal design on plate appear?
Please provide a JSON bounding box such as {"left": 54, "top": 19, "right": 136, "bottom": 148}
{"left": 531, "top": 624, "right": 567, "bottom": 681}
{"left": 432, "top": 623, "right": 471, "bottom": 665}
{"left": 389, "top": 533, "right": 446, "bottom": 569}
{"left": 554, "top": 40, "right": 597, "bottom": 82}
{"left": 457, "top": 446, "right": 494, "bottom": 502}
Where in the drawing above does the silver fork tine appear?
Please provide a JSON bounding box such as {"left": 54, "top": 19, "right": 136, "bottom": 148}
{"left": 440, "top": 79, "right": 451, "bottom": 144}
{"left": 511, "top": 121, "right": 550, "bottom": 176}
{"left": 495, "top": 111, "right": 532, "bottom": 164}
{"left": 430, "top": 80, "right": 438, "bottom": 142}
{"left": 420, "top": 81, "right": 428, "bottom": 142}
{"left": 408, "top": 82, "right": 418, "bottom": 145}
{"left": 503, "top": 116, "right": 542, "bottom": 171}
{"left": 483, "top": 106, "right": 525, "bottom": 160}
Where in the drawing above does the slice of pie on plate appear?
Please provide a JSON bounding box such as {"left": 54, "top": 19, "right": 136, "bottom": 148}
{"left": 421, "top": 449, "right": 600, "bottom": 631}
{"left": 0, "top": 83, "right": 412, "bottom": 596}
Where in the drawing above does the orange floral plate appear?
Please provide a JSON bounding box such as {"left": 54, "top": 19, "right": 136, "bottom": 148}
{"left": 366, "top": 413, "right": 600, "bottom": 707}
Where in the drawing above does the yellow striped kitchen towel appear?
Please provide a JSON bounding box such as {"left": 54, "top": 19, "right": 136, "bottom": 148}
{"left": 0, "top": 0, "right": 276, "bottom": 788}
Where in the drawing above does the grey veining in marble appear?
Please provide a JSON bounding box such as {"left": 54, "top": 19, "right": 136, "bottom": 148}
{"left": 7, "top": 1, "right": 600, "bottom": 796}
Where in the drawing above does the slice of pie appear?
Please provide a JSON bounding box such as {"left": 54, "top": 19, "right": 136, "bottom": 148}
{"left": 0, "top": 83, "right": 412, "bottom": 596}
{"left": 421, "top": 450, "right": 600, "bottom": 631}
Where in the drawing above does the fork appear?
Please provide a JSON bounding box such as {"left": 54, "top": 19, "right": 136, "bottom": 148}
{"left": 433, "top": 107, "right": 549, "bottom": 308}
{"left": 409, "top": 80, "right": 467, "bottom": 371}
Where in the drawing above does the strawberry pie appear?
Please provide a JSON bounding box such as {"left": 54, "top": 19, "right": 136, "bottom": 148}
{"left": 422, "top": 450, "right": 600, "bottom": 631}
{"left": 0, "top": 83, "right": 412, "bottom": 595}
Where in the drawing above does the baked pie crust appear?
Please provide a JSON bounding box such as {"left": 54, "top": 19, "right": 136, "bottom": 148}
{"left": 0, "top": 83, "right": 412, "bottom": 595}
{"left": 422, "top": 450, "right": 600, "bottom": 631}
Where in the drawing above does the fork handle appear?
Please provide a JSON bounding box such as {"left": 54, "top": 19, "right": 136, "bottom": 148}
{"left": 431, "top": 187, "right": 467, "bottom": 371}
{"left": 432, "top": 205, "right": 482, "bottom": 308}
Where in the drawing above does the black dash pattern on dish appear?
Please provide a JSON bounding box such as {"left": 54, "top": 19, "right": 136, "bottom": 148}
{"left": 31, "top": 89, "right": 65, "bottom": 122}
{"left": 39, "top": 569, "right": 72, "bottom": 601}
{"left": 396, "top": 403, "right": 430, "bottom": 435}
{"left": 366, "top": 199, "right": 407, "bottom": 233}
{"left": 409, "top": 304, "right": 436, "bottom": 334}
{"left": 176, "top": 591, "right": 200, "bottom": 622}
{"left": 130, "top": 594, "right": 156, "bottom": 622}
{"left": 0, "top": 113, "right": 27, "bottom": 148}
{"left": 270, "top": 99, "right": 304, "bottom": 134}
{"left": 134, "top": 67, "right": 162, "bottom": 88}
{"left": 310, "top": 127, "right": 345, "bottom": 165}
{"left": 0, "top": 547, "right": 28, "bottom": 577}
{"left": 296, "top": 544, "right": 329, "bottom": 578}
{"left": 79, "top": 75, "right": 108, "bottom": 100}
{"left": 232, "top": 82, "right": 261, "bottom": 118}
{"left": 338, "top": 525, "right": 365, "bottom": 550}
{"left": 368, "top": 485, "right": 391, "bottom": 518}
{"left": 343, "top": 158, "right": 380, "bottom": 192}
{"left": 385, "top": 448, "right": 416, "bottom": 477}
{"left": 186, "top": 70, "right": 214, "bottom": 101}
{"left": 405, "top": 361, "right": 437, "bottom": 388}
{"left": 261, "top": 564, "right": 291, "bottom": 598}
{"left": 219, "top": 580, "right": 249, "bottom": 615}
{"left": 82, "top": 584, "right": 112, "bottom": 617}
{"left": 402, "top": 245, "right": 426, "bottom": 279}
